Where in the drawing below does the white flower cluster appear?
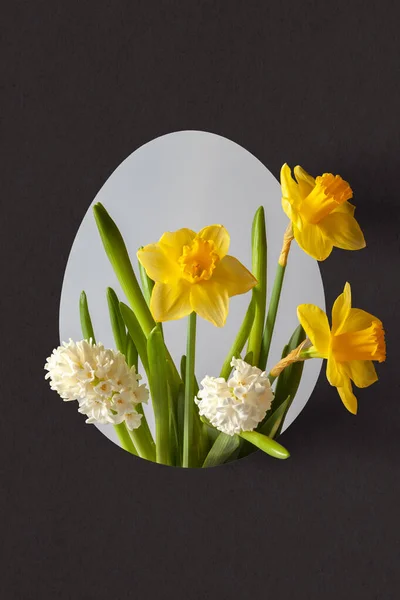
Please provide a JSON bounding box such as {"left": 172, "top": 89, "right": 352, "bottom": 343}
{"left": 195, "top": 358, "right": 274, "bottom": 436}
{"left": 44, "top": 339, "right": 149, "bottom": 430}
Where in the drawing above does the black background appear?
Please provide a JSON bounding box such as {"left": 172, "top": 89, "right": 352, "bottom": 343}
{"left": 2, "top": 1, "right": 400, "bottom": 598}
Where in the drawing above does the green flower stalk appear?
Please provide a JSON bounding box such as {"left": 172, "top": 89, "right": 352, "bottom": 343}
{"left": 183, "top": 312, "right": 197, "bottom": 468}
{"left": 147, "top": 326, "right": 172, "bottom": 466}
{"left": 259, "top": 223, "right": 294, "bottom": 370}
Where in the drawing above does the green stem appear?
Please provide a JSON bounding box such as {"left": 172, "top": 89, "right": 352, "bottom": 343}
{"left": 114, "top": 423, "right": 138, "bottom": 455}
{"left": 129, "top": 424, "right": 156, "bottom": 462}
{"left": 220, "top": 297, "right": 255, "bottom": 380}
{"left": 183, "top": 313, "right": 197, "bottom": 468}
{"left": 147, "top": 326, "right": 172, "bottom": 466}
{"left": 259, "top": 263, "right": 286, "bottom": 371}
{"left": 136, "top": 404, "right": 156, "bottom": 456}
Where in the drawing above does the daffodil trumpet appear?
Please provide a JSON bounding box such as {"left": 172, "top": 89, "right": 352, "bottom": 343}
{"left": 45, "top": 161, "right": 383, "bottom": 469}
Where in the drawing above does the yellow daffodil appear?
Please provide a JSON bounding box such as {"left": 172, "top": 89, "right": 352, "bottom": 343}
{"left": 281, "top": 164, "right": 366, "bottom": 261}
{"left": 297, "top": 283, "right": 386, "bottom": 414}
{"left": 137, "top": 225, "right": 257, "bottom": 327}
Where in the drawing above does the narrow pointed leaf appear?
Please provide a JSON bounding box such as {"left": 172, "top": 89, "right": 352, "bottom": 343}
{"left": 79, "top": 291, "right": 138, "bottom": 456}
{"left": 220, "top": 297, "right": 255, "bottom": 380}
{"left": 203, "top": 432, "right": 240, "bottom": 468}
{"left": 273, "top": 324, "right": 306, "bottom": 412}
{"left": 147, "top": 325, "right": 172, "bottom": 466}
{"left": 239, "top": 431, "right": 290, "bottom": 459}
{"left": 106, "top": 287, "right": 127, "bottom": 355}
{"left": 80, "top": 291, "right": 96, "bottom": 343}
{"left": 138, "top": 255, "right": 155, "bottom": 306}
{"left": 247, "top": 206, "right": 267, "bottom": 367}
{"left": 126, "top": 334, "right": 138, "bottom": 371}
{"left": 120, "top": 302, "right": 149, "bottom": 376}
{"left": 258, "top": 395, "right": 291, "bottom": 438}
{"left": 93, "top": 202, "right": 155, "bottom": 336}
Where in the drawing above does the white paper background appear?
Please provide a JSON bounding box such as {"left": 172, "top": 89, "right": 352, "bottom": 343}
{"left": 59, "top": 131, "right": 325, "bottom": 448}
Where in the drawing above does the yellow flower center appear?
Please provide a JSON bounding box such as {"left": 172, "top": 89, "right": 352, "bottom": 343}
{"left": 300, "top": 173, "right": 353, "bottom": 224}
{"left": 178, "top": 238, "right": 220, "bottom": 283}
{"left": 332, "top": 320, "right": 386, "bottom": 363}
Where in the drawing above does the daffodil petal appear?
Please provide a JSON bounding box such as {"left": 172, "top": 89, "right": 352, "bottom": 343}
{"left": 293, "top": 222, "right": 333, "bottom": 261}
{"left": 137, "top": 244, "right": 179, "bottom": 283}
{"left": 297, "top": 304, "right": 331, "bottom": 356}
{"left": 294, "top": 165, "right": 315, "bottom": 197}
{"left": 331, "top": 282, "right": 352, "bottom": 334}
{"left": 342, "top": 308, "right": 378, "bottom": 333}
{"left": 159, "top": 228, "right": 196, "bottom": 261}
{"left": 197, "top": 225, "right": 230, "bottom": 259}
{"left": 326, "top": 352, "right": 345, "bottom": 387}
{"left": 190, "top": 281, "right": 229, "bottom": 327}
{"left": 333, "top": 201, "right": 356, "bottom": 216}
{"left": 150, "top": 281, "right": 192, "bottom": 322}
{"left": 280, "top": 164, "right": 302, "bottom": 206}
{"left": 282, "top": 198, "right": 303, "bottom": 229}
{"left": 319, "top": 212, "right": 366, "bottom": 251}
{"left": 346, "top": 360, "right": 378, "bottom": 388}
{"left": 212, "top": 255, "right": 257, "bottom": 297}
{"left": 337, "top": 377, "right": 358, "bottom": 414}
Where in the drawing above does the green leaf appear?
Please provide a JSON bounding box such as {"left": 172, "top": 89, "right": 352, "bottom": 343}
{"left": 106, "top": 287, "right": 127, "bottom": 355}
{"left": 93, "top": 203, "right": 155, "bottom": 337}
{"left": 256, "top": 324, "right": 306, "bottom": 444}
{"left": 258, "top": 395, "right": 291, "bottom": 439}
{"left": 126, "top": 334, "right": 138, "bottom": 371}
{"left": 273, "top": 324, "right": 306, "bottom": 415}
{"left": 167, "top": 380, "right": 180, "bottom": 466}
{"left": 147, "top": 325, "right": 172, "bottom": 466}
{"left": 239, "top": 431, "right": 290, "bottom": 460}
{"left": 180, "top": 354, "right": 209, "bottom": 467}
{"left": 244, "top": 350, "right": 253, "bottom": 364}
{"left": 114, "top": 423, "right": 138, "bottom": 456}
{"left": 220, "top": 297, "right": 255, "bottom": 380}
{"left": 79, "top": 291, "right": 138, "bottom": 456}
{"left": 202, "top": 432, "right": 240, "bottom": 468}
{"left": 79, "top": 291, "right": 96, "bottom": 343}
{"left": 120, "top": 302, "right": 149, "bottom": 377}
{"left": 138, "top": 255, "right": 155, "bottom": 306}
{"left": 247, "top": 206, "right": 267, "bottom": 367}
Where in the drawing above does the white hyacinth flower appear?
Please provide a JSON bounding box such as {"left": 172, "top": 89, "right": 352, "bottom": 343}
{"left": 195, "top": 357, "right": 274, "bottom": 436}
{"left": 44, "top": 339, "right": 148, "bottom": 430}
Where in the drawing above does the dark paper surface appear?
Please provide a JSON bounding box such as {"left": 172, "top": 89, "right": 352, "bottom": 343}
{"left": 2, "top": 1, "right": 399, "bottom": 598}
